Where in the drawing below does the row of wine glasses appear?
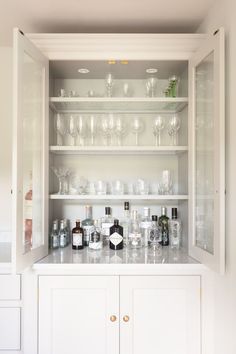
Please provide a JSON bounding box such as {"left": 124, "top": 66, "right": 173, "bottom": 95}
{"left": 54, "top": 113, "right": 181, "bottom": 146}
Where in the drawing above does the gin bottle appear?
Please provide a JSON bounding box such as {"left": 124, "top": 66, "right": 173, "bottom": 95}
{"left": 72, "top": 219, "right": 84, "bottom": 250}
{"left": 159, "top": 207, "right": 169, "bottom": 246}
{"left": 169, "top": 208, "right": 182, "bottom": 249}
{"left": 101, "top": 207, "right": 114, "bottom": 246}
{"left": 89, "top": 219, "right": 103, "bottom": 250}
{"left": 149, "top": 215, "right": 162, "bottom": 248}
{"left": 109, "top": 219, "right": 123, "bottom": 250}
{"left": 59, "top": 220, "right": 67, "bottom": 248}
{"left": 82, "top": 206, "right": 94, "bottom": 247}
{"left": 140, "top": 207, "right": 152, "bottom": 247}
{"left": 49, "top": 220, "right": 59, "bottom": 249}
{"left": 128, "top": 210, "right": 142, "bottom": 249}
{"left": 121, "top": 201, "right": 130, "bottom": 246}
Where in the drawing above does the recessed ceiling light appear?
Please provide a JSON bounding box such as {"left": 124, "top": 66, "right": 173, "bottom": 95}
{"left": 146, "top": 68, "right": 158, "bottom": 74}
{"left": 78, "top": 68, "right": 90, "bottom": 74}
{"left": 121, "top": 60, "right": 129, "bottom": 65}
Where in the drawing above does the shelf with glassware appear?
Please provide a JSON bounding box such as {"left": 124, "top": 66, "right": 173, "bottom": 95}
{"left": 49, "top": 194, "right": 188, "bottom": 200}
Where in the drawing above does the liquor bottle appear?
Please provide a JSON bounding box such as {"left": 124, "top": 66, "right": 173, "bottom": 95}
{"left": 49, "top": 220, "right": 59, "bottom": 249}
{"left": 120, "top": 201, "right": 130, "bottom": 246}
{"left": 149, "top": 215, "right": 162, "bottom": 248}
{"left": 128, "top": 210, "right": 142, "bottom": 249}
{"left": 101, "top": 207, "right": 114, "bottom": 246}
{"left": 109, "top": 219, "right": 123, "bottom": 250}
{"left": 89, "top": 219, "right": 103, "bottom": 250}
{"left": 82, "top": 206, "right": 94, "bottom": 247}
{"left": 24, "top": 171, "right": 32, "bottom": 249}
{"left": 159, "top": 207, "right": 169, "bottom": 246}
{"left": 63, "top": 219, "right": 70, "bottom": 245}
{"left": 72, "top": 219, "right": 84, "bottom": 250}
{"left": 169, "top": 208, "right": 182, "bottom": 249}
{"left": 140, "top": 207, "right": 152, "bottom": 247}
{"left": 59, "top": 220, "right": 67, "bottom": 248}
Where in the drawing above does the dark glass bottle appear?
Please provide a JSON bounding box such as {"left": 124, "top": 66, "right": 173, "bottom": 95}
{"left": 109, "top": 219, "right": 123, "bottom": 250}
{"left": 72, "top": 220, "right": 84, "bottom": 250}
{"left": 159, "top": 207, "right": 169, "bottom": 246}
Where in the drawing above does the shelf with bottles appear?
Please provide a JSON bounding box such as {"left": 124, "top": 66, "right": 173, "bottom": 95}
{"left": 49, "top": 145, "right": 188, "bottom": 155}
{"left": 49, "top": 194, "right": 188, "bottom": 201}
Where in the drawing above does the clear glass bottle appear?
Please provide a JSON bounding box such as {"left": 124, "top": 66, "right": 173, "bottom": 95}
{"left": 63, "top": 218, "right": 70, "bottom": 245}
{"left": 101, "top": 207, "right": 114, "bottom": 246}
{"left": 72, "top": 219, "right": 84, "bottom": 250}
{"left": 59, "top": 220, "right": 67, "bottom": 248}
{"left": 89, "top": 219, "right": 103, "bottom": 250}
{"left": 109, "top": 219, "right": 123, "bottom": 250}
{"left": 149, "top": 215, "right": 162, "bottom": 249}
{"left": 120, "top": 201, "right": 130, "bottom": 246}
{"left": 169, "top": 208, "right": 182, "bottom": 249}
{"left": 49, "top": 220, "right": 59, "bottom": 249}
{"left": 82, "top": 206, "right": 94, "bottom": 247}
{"left": 140, "top": 207, "right": 152, "bottom": 247}
{"left": 128, "top": 210, "right": 142, "bottom": 249}
{"left": 159, "top": 207, "right": 169, "bottom": 246}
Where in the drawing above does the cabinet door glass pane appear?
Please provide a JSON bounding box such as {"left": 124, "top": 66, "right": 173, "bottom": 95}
{"left": 195, "top": 52, "right": 214, "bottom": 254}
{"left": 22, "top": 51, "right": 44, "bottom": 253}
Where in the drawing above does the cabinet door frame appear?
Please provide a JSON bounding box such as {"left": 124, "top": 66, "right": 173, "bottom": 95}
{"left": 188, "top": 28, "right": 225, "bottom": 273}
{"left": 12, "top": 28, "right": 49, "bottom": 273}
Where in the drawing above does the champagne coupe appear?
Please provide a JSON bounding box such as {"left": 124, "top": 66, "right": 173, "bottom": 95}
{"left": 153, "top": 115, "right": 165, "bottom": 146}
{"left": 67, "top": 115, "right": 78, "bottom": 146}
{"left": 54, "top": 113, "right": 66, "bottom": 146}
{"left": 168, "top": 114, "right": 181, "bottom": 146}
{"left": 77, "top": 116, "right": 87, "bottom": 146}
{"left": 51, "top": 166, "right": 70, "bottom": 195}
{"left": 146, "top": 76, "right": 158, "bottom": 97}
{"left": 114, "top": 116, "right": 127, "bottom": 146}
{"left": 88, "top": 115, "right": 97, "bottom": 145}
{"left": 105, "top": 73, "right": 114, "bottom": 97}
{"left": 131, "top": 117, "right": 144, "bottom": 146}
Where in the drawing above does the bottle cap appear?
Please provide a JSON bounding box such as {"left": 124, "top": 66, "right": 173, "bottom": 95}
{"left": 114, "top": 219, "right": 119, "bottom": 226}
{"left": 161, "top": 207, "right": 167, "bottom": 216}
{"left": 105, "top": 207, "right": 111, "bottom": 215}
{"left": 152, "top": 215, "right": 158, "bottom": 221}
{"left": 124, "top": 201, "right": 129, "bottom": 210}
{"left": 172, "top": 208, "right": 178, "bottom": 219}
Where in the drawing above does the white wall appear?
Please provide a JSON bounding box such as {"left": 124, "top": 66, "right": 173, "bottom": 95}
{"left": 198, "top": 1, "right": 236, "bottom": 353}
{"left": 0, "top": 47, "right": 12, "bottom": 241}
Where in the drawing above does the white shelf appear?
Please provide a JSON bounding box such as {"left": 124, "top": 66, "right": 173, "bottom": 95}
{"left": 49, "top": 194, "right": 188, "bottom": 201}
{"left": 49, "top": 145, "right": 188, "bottom": 155}
{"left": 49, "top": 97, "right": 188, "bottom": 113}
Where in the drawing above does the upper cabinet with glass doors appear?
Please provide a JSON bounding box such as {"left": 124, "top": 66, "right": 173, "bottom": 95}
{"left": 11, "top": 29, "right": 224, "bottom": 273}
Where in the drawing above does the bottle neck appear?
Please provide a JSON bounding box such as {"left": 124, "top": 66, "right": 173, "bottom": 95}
{"left": 124, "top": 209, "right": 130, "bottom": 218}
{"left": 76, "top": 221, "right": 81, "bottom": 228}
{"left": 85, "top": 208, "right": 92, "bottom": 219}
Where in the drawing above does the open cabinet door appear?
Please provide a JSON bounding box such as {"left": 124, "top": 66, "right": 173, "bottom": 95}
{"left": 189, "top": 28, "right": 225, "bottom": 273}
{"left": 12, "top": 28, "right": 49, "bottom": 272}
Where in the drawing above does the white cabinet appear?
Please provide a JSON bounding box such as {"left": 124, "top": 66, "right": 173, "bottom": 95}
{"left": 39, "top": 276, "right": 119, "bottom": 354}
{"left": 39, "top": 275, "right": 200, "bottom": 354}
{"left": 0, "top": 307, "right": 21, "bottom": 351}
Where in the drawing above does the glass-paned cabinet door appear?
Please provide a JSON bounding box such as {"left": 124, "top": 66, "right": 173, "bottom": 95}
{"left": 12, "top": 29, "right": 49, "bottom": 272}
{"left": 189, "top": 29, "right": 225, "bottom": 273}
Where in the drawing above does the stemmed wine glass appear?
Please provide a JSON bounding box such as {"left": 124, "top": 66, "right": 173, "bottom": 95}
{"left": 67, "top": 115, "right": 78, "bottom": 146}
{"left": 131, "top": 117, "right": 144, "bottom": 146}
{"left": 88, "top": 115, "right": 97, "bottom": 145}
{"left": 105, "top": 73, "right": 114, "bottom": 97}
{"left": 167, "top": 115, "right": 181, "bottom": 146}
{"left": 77, "top": 116, "right": 87, "bottom": 146}
{"left": 101, "top": 115, "right": 110, "bottom": 146}
{"left": 114, "top": 117, "right": 127, "bottom": 146}
{"left": 153, "top": 115, "right": 165, "bottom": 146}
{"left": 54, "top": 113, "right": 66, "bottom": 146}
{"left": 51, "top": 166, "right": 70, "bottom": 195}
{"left": 146, "top": 76, "right": 158, "bottom": 97}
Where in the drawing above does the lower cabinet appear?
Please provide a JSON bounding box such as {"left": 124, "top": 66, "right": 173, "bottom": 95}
{"left": 39, "top": 275, "right": 200, "bottom": 354}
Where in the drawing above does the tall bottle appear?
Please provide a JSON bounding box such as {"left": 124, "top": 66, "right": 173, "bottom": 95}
{"left": 101, "top": 207, "right": 114, "bottom": 246}
{"left": 109, "top": 219, "right": 123, "bottom": 250}
{"left": 128, "top": 210, "right": 142, "bottom": 249}
{"left": 49, "top": 220, "right": 59, "bottom": 249}
{"left": 82, "top": 206, "right": 94, "bottom": 247}
{"left": 149, "top": 215, "right": 162, "bottom": 249}
{"left": 59, "top": 220, "right": 67, "bottom": 248}
{"left": 24, "top": 171, "right": 32, "bottom": 249}
{"left": 89, "top": 219, "right": 103, "bottom": 250}
{"left": 140, "top": 207, "right": 152, "bottom": 247}
{"left": 159, "top": 207, "right": 169, "bottom": 246}
{"left": 121, "top": 201, "right": 130, "bottom": 246}
{"left": 169, "top": 208, "right": 182, "bottom": 249}
{"left": 72, "top": 220, "right": 84, "bottom": 250}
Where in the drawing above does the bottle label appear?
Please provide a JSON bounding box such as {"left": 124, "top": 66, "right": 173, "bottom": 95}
{"left": 82, "top": 225, "right": 94, "bottom": 242}
{"left": 129, "top": 233, "right": 141, "bottom": 239}
{"left": 102, "top": 222, "right": 113, "bottom": 236}
{"left": 109, "top": 232, "right": 123, "bottom": 246}
{"left": 140, "top": 221, "right": 151, "bottom": 229}
{"left": 73, "top": 233, "right": 83, "bottom": 246}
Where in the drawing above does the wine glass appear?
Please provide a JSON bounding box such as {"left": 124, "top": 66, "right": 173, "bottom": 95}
{"left": 51, "top": 166, "right": 70, "bottom": 195}
{"left": 54, "top": 113, "right": 66, "bottom": 146}
{"left": 67, "top": 115, "right": 78, "bottom": 146}
{"left": 107, "top": 113, "right": 116, "bottom": 145}
{"left": 88, "top": 115, "right": 97, "bottom": 145}
{"left": 114, "top": 117, "right": 127, "bottom": 146}
{"left": 77, "top": 116, "right": 87, "bottom": 146}
{"left": 105, "top": 73, "right": 114, "bottom": 97}
{"left": 168, "top": 115, "right": 181, "bottom": 145}
{"left": 153, "top": 115, "right": 165, "bottom": 146}
{"left": 131, "top": 117, "right": 144, "bottom": 146}
{"left": 146, "top": 76, "right": 158, "bottom": 97}
{"left": 101, "top": 115, "right": 110, "bottom": 146}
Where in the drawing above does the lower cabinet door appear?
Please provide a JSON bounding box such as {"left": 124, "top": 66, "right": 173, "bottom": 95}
{"left": 39, "top": 276, "right": 119, "bottom": 354}
{"left": 120, "top": 276, "right": 201, "bottom": 354}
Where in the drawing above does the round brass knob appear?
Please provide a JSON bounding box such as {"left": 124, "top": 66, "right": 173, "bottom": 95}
{"left": 110, "top": 315, "right": 117, "bottom": 322}
{"left": 123, "top": 315, "right": 130, "bottom": 322}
